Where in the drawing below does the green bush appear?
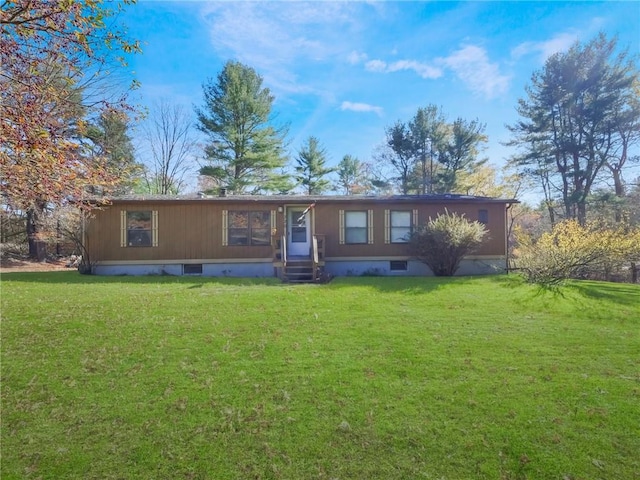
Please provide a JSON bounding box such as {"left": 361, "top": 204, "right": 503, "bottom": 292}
{"left": 408, "top": 209, "right": 488, "bottom": 276}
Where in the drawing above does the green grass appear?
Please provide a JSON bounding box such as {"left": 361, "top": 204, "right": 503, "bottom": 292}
{"left": 1, "top": 273, "right": 639, "bottom": 480}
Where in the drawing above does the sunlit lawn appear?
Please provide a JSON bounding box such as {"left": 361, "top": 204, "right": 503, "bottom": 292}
{"left": 2, "top": 273, "right": 639, "bottom": 479}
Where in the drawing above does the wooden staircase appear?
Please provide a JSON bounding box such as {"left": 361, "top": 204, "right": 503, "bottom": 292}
{"left": 272, "top": 234, "right": 326, "bottom": 284}
{"left": 284, "top": 258, "right": 314, "bottom": 283}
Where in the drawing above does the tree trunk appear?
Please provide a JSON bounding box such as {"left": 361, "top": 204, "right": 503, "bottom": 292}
{"left": 577, "top": 202, "right": 587, "bottom": 227}
{"left": 26, "top": 203, "right": 47, "bottom": 262}
{"left": 611, "top": 168, "right": 625, "bottom": 223}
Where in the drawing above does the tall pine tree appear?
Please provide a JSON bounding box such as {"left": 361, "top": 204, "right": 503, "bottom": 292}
{"left": 196, "top": 61, "right": 289, "bottom": 194}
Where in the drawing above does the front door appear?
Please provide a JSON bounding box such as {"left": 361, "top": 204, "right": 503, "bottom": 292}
{"left": 287, "top": 207, "right": 311, "bottom": 257}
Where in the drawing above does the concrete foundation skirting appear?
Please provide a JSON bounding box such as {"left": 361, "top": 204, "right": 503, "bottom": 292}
{"left": 93, "top": 257, "right": 506, "bottom": 277}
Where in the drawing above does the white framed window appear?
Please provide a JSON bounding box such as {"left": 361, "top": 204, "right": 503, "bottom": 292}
{"left": 385, "top": 209, "right": 418, "bottom": 243}
{"left": 339, "top": 210, "right": 374, "bottom": 244}
{"left": 121, "top": 210, "right": 158, "bottom": 247}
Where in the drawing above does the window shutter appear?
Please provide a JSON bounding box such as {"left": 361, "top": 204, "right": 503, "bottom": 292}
{"left": 152, "top": 210, "right": 159, "bottom": 247}
{"left": 368, "top": 209, "right": 374, "bottom": 244}
{"left": 413, "top": 209, "right": 419, "bottom": 232}
{"left": 339, "top": 209, "right": 345, "bottom": 244}
{"left": 120, "top": 211, "right": 127, "bottom": 247}
{"left": 384, "top": 209, "right": 390, "bottom": 244}
{"left": 222, "top": 210, "right": 228, "bottom": 246}
{"left": 271, "top": 210, "right": 276, "bottom": 232}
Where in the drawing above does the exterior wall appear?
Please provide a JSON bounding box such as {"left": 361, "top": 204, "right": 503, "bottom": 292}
{"left": 86, "top": 196, "right": 512, "bottom": 277}
{"left": 324, "top": 257, "right": 507, "bottom": 277}
{"left": 311, "top": 200, "right": 506, "bottom": 259}
{"left": 93, "top": 261, "right": 274, "bottom": 277}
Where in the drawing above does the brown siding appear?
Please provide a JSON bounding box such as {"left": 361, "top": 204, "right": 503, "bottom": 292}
{"left": 86, "top": 198, "right": 508, "bottom": 263}
{"left": 311, "top": 201, "right": 506, "bottom": 258}
{"left": 87, "top": 201, "right": 273, "bottom": 262}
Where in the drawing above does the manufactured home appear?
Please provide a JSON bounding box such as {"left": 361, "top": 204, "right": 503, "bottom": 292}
{"left": 85, "top": 194, "right": 517, "bottom": 281}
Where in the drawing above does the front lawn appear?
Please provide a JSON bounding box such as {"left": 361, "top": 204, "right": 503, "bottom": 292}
{"left": 2, "top": 273, "right": 638, "bottom": 479}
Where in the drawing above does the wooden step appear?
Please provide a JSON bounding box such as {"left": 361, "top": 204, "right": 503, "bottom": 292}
{"left": 284, "top": 261, "right": 314, "bottom": 283}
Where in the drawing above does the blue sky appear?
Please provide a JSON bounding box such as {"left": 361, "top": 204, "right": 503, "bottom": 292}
{"left": 121, "top": 1, "right": 640, "bottom": 195}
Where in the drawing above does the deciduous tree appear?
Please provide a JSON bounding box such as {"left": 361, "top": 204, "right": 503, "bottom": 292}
{"left": 142, "top": 101, "right": 196, "bottom": 195}
{"left": 1, "top": 0, "right": 140, "bottom": 260}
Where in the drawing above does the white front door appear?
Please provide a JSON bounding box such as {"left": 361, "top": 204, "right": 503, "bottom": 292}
{"left": 287, "top": 207, "right": 311, "bottom": 257}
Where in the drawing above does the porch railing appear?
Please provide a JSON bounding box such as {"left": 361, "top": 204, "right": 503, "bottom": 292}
{"left": 271, "top": 234, "right": 287, "bottom": 268}
{"left": 311, "top": 234, "right": 325, "bottom": 281}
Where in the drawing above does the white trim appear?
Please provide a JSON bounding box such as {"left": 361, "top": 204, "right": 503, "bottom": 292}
{"left": 222, "top": 210, "right": 228, "bottom": 246}
{"left": 384, "top": 209, "right": 390, "bottom": 244}
{"left": 152, "top": 210, "right": 158, "bottom": 247}
{"left": 120, "top": 211, "right": 126, "bottom": 247}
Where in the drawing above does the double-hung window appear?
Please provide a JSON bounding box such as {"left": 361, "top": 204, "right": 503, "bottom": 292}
{"left": 121, "top": 210, "right": 158, "bottom": 247}
{"left": 339, "top": 210, "right": 374, "bottom": 244}
{"left": 385, "top": 209, "right": 418, "bottom": 243}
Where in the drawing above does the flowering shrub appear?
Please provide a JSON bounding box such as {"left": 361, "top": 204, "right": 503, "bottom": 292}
{"left": 514, "top": 220, "right": 640, "bottom": 285}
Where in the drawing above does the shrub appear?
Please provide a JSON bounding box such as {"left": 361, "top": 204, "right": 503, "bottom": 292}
{"left": 408, "top": 210, "right": 488, "bottom": 276}
{"left": 514, "top": 220, "right": 640, "bottom": 285}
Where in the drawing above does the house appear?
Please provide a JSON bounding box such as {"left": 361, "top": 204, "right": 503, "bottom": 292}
{"left": 84, "top": 194, "right": 517, "bottom": 280}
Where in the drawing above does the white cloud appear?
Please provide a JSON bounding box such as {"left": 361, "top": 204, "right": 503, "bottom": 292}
{"left": 365, "top": 59, "right": 442, "bottom": 79}
{"left": 511, "top": 32, "right": 578, "bottom": 62}
{"left": 437, "top": 45, "right": 510, "bottom": 99}
{"left": 340, "top": 101, "right": 383, "bottom": 116}
{"left": 199, "top": 2, "right": 362, "bottom": 96}
{"left": 347, "top": 51, "right": 368, "bottom": 65}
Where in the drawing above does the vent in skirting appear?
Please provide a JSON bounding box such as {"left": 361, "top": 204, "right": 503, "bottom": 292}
{"left": 183, "top": 264, "right": 203, "bottom": 275}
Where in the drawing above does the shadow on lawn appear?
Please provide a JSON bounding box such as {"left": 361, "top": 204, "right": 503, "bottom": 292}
{"left": 326, "top": 273, "right": 521, "bottom": 294}
{"left": 567, "top": 280, "right": 640, "bottom": 308}
{"left": 1, "top": 270, "right": 522, "bottom": 292}
{"left": 0, "top": 270, "right": 282, "bottom": 287}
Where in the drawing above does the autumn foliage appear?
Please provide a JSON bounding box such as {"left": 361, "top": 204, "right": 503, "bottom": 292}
{"left": 1, "top": 0, "right": 140, "bottom": 212}
{"left": 1, "top": 0, "right": 139, "bottom": 258}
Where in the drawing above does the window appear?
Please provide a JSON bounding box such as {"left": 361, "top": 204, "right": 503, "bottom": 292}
{"left": 385, "top": 209, "right": 417, "bottom": 243}
{"left": 121, "top": 210, "right": 158, "bottom": 247}
{"left": 345, "top": 211, "right": 367, "bottom": 244}
{"left": 339, "top": 210, "right": 373, "bottom": 245}
{"left": 478, "top": 209, "right": 489, "bottom": 224}
{"left": 390, "top": 211, "right": 412, "bottom": 243}
{"left": 227, "top": 211, "right": 271, "bottom": 246}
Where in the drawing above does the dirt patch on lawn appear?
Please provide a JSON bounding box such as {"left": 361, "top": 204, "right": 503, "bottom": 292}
{"left": 0, "top": 256, "right": 75, "bottom": 273}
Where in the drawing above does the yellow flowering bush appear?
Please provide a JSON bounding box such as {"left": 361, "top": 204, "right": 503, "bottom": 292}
{"left": 514, "top": 220, "right": 640, "bottom": 285}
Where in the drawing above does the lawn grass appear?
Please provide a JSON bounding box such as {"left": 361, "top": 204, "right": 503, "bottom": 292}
{"left": 1, "top": 273, "right": 639, "bottom": 479}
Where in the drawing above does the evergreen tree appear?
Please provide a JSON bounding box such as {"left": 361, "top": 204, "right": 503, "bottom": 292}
{"left": 196, "top": 61, "right": 289, "bottom": 194}
{"left": 294, "top": 137, "right": 334, "bottom": 195}
{"left": 85, "top": 109, "right": 142, "bottom": 194}
{"left": 335, "top": 155, "right": 369, "bottom": 194}
{"left": 507, "top": 34, "right": 639, "bottom": 225}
